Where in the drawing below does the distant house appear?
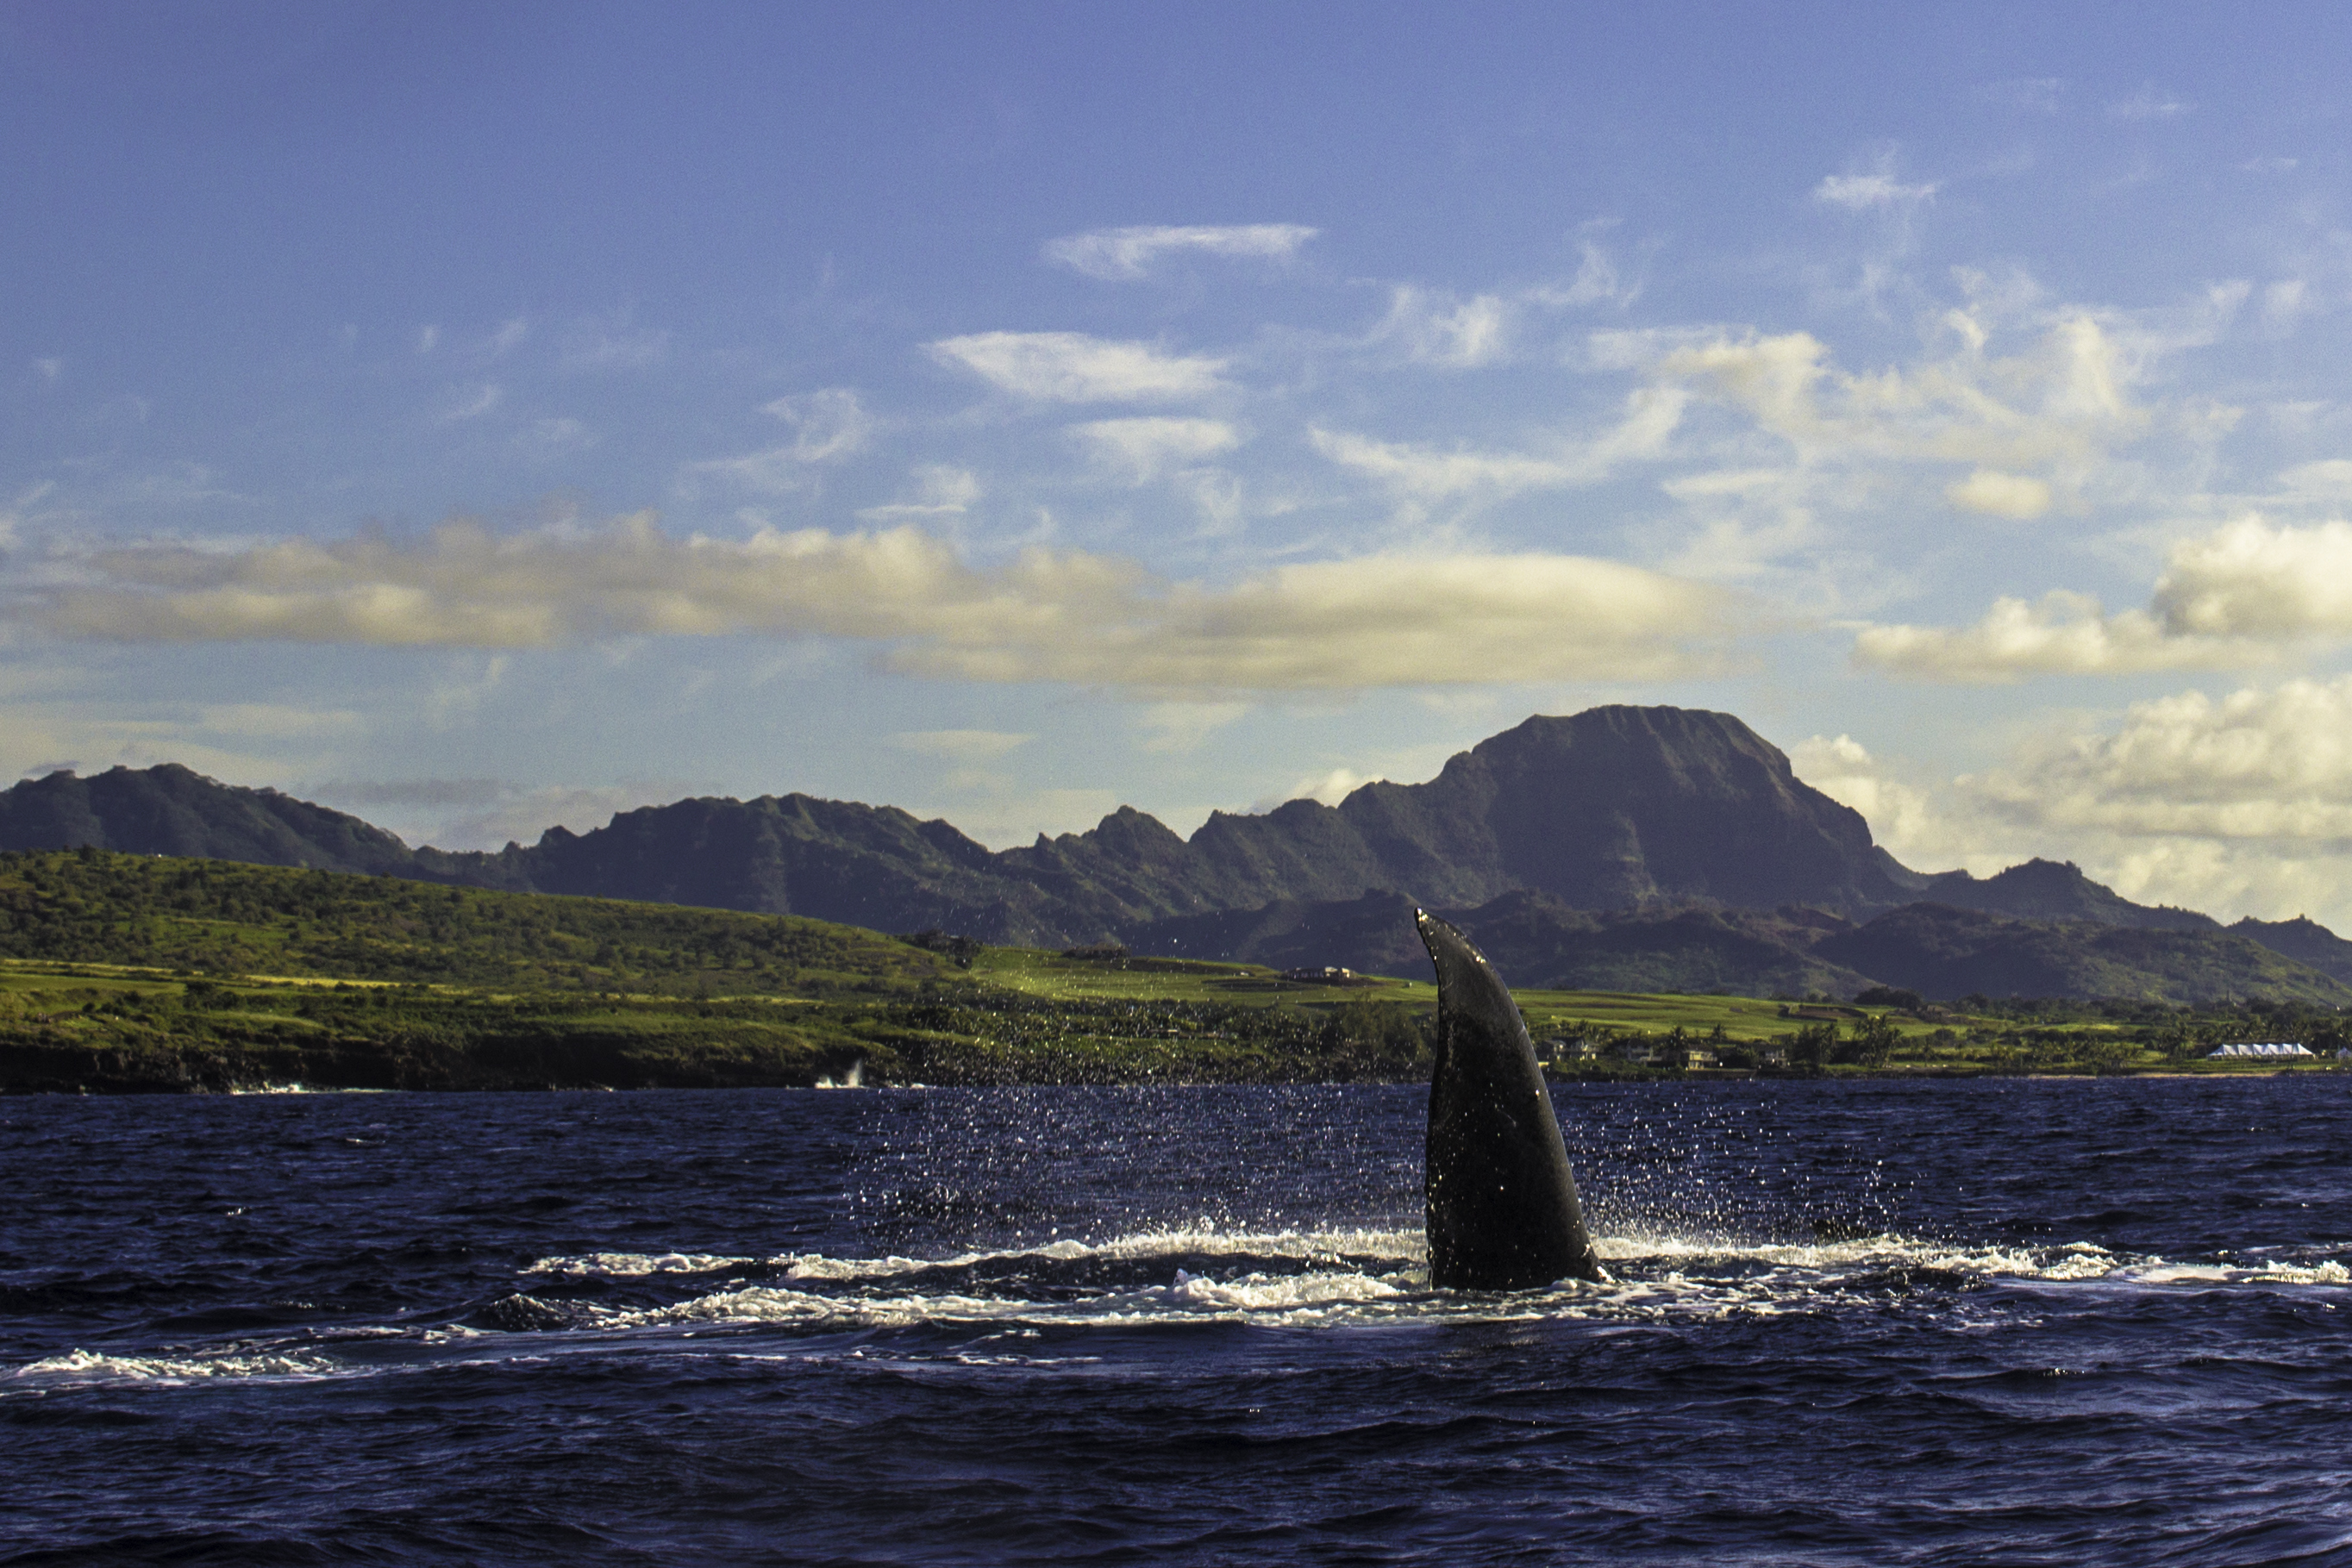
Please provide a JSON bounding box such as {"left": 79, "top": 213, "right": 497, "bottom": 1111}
{"left": 1281, "top": 965, "right": 1357, "bottom": 984}
{"left": 1683, "top": 1046, "right": 1718, "bottom": 1069}
{"left": 1611, "top": 1040, "right": 1660, "bottom": 1065}
{"left": 2207, "top": 1042, "right": 2313, "bottom": 1059}
{"left": 1755, "top": 1043, "right": 1789, "bottom": 1066}
{"left": 1540, "top": 1037, "right": 1601, "bottom": 1065}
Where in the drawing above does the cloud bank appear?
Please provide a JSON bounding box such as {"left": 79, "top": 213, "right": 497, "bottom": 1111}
{"left": 1855, "top": 516, "right": 2352, "bottom": 681}
{"left": 22, "top": 514, "right": 1736, "bottom": 695}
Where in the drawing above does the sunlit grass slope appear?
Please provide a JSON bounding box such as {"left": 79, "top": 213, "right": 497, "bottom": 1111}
{"left": 0, "top": 850, "right": 2340, "bottom": 1090}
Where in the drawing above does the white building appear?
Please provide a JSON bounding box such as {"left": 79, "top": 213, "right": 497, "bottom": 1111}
{"left": 2206, "top": 1042, "right": 2314, "bottom": 1059}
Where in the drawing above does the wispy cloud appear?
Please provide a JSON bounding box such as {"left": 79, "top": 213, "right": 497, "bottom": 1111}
{"left": 1311, "top": 386, "right": 1685, "bottom": 501}
{"left": 1373, "top": 286, "right": 1513, "bottom": 367}
{"left": 690, "top": 390, "right": 873, "bottom": 493}
{"left": 1042, "top": 223, "right": 1317, "bottom": 280}
{"left": 16, "top": 514, "right": 1742, "bottom": 694}
{"left": 929, "top": 331, "right": 1228, "bottom": 402}
{"left": 439, "top": 383, "right": 504, "bottom": 422}
{"left": 2109, "top": 85, "right": 2190, "bottom": 122}
{"left": 1070, "top": 416, "right": 1241, "bottom": 482}
{"left": 1812, "top": 172, "right": 1938, "bottom": 209}
{"left": 485, "top": 317, "right": 529, "bottom": 356}
{"left": 858, "top": 465, "right": 980, "bottom": 521}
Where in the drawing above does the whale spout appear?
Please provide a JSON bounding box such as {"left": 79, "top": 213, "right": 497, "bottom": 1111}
{"left": 1417, "top": 908, "right": 1605, "bottom": 1289}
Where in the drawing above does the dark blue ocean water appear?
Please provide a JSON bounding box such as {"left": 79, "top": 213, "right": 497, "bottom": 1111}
{"left": 4, "top": 1079, "right": 2350, "bottom": 1565}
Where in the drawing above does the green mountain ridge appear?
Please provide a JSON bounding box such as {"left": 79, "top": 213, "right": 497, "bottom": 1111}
{"left": 8, "top": 703, "right": 2348, "bottom": 1003}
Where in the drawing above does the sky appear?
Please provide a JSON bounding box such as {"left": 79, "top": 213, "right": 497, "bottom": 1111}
{"left": 9, "top": 1, "right": 2352, "bottom": 926}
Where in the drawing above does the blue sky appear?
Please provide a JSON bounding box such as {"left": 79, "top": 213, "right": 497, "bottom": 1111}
{"left": 9, "top": 2, "right": 2352, "bottom": 925}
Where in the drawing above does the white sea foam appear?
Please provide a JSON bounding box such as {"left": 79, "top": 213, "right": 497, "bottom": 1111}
{"left": 502, "top": 1226, "right": 2351, "bottom": 1339}
{"left": 12, "top": 1348, "right": 343, "bottom": 1386}
{"left": 527, "top": 1252, "right": 757, "bottom": 1277}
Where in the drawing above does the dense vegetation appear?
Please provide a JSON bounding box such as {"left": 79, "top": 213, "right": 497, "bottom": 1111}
{"left": 0, "top": 850, "right": 2342, "bottom": 1092}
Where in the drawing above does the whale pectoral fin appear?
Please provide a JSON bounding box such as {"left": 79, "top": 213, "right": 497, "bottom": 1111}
{"left": 1417, "top": 908, "right": 1604, "bottom": 1289}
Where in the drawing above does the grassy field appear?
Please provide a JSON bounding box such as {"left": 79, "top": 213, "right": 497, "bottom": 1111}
{"left": 1, "top": 849, "right": 2343, "bottom": 1090}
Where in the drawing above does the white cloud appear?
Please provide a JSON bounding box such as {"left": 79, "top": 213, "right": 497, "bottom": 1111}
{"left": 1853, "top": 591, "right": 2268, "bottom": 683}
{"left": 416, "top": 326, "right": 440, "bottom": 353}
{"left": 1071, "top": 416, "right": 1241, "bottom": 482}
{"left": 691, "top": 390, "right": 874, "bottom": 493}
{"left": 440, "top": 383, "right": 503, "bottom": 422}
{"left": 762, "top": 388, "right": 873, "bottom": 463}
{"left": 1974, "top": 678, "right": 2352, "bottom": 843}
{"left": 2262, "top": 278, "right": 2310, "bottom": 330}
{"left": 1798, "top": 693, "right": 2352, "bottom": 927}
{"left": 1813, "top": 172, "right": 1937, "bottom": 209}
{"left": 1374, "top": 286, "right": 1513, "bottom": 367}
{"left": 1311, "top": 386, "right": 1685, "bottom": 500}
{"left": 1946, "top": 469, "right": 2053, "bottom": 519}
{"left": 929, "top": 332, "right": 1229, "bottom": 403}
{"left": 1286, "top": 766, "right": 1379, "bottom": 808}
{"left": 485, "top": 317, "right": 529, "bottom": 356}
{"left": 1789, "top": 733, "right": 2003, "bottom": 875}
{"left": 31, "top": 357, "right": 63, "bottom": 382}
{"left": 1645, "top": 316, "right": 2145, "bottom": 474}
{"left": 1855, "top": 515, "right": 2352, "bottom": 681}
{"left": 1556, "top": 232, "right": 1638, "bottom": 309}
{"left": 2152, "top": 515, "right": 2352, "bottom": 638}
{"left": 1042, "top": 223, "right": 1317, "bottom": 280}
{"left": 858, "top": 465, "right": 980, "bottom": 521}
{"left": 17, "top": 515, "right": 1740, "bottom": 695}
{"left": 0, "top": 481, "right": 57, "bottom": 551}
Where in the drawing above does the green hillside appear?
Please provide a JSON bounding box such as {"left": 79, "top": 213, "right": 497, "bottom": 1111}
{"left": 0, "top": 850, "right": 2342, "bottom": 1092}
{"left": 0, "top": 846, "right": 948, "bottom": 996}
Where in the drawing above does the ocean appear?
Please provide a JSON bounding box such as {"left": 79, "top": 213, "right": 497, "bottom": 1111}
{"left": 4, "top": 1078, "right": 2349, "bottom": 1565}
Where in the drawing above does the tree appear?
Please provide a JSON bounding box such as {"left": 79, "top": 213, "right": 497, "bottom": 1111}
{"left": 1841, "top": 1013, "right": 1901, "bottom": 1066}
{"left": 1790, "top": 1021, "right": 1837, "bottom": 1068}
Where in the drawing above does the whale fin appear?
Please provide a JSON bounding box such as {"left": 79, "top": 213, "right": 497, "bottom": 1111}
{"left": 1417, "top": 908, "right": 1606, "bottom": 1289}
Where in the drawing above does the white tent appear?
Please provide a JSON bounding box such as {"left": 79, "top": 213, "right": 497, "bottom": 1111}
{"left": 2206, "top": 1042, "right": 2313, "bottom": 1059}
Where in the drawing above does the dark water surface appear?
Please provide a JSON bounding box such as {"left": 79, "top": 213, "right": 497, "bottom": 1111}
{"left": 5, "top": 1079, "right": 2351, "bottom": 1565}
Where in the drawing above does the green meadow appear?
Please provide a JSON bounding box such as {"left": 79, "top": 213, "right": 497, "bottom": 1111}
{"left": 0, "top": 850, "right": 2342, "bottom": 1090}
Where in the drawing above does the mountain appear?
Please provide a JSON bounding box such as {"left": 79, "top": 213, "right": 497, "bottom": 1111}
{"left": 0, "top": 764, "right": 427, "bottom": 876}
{"left": 1913, "top": 859, "right": 2218, "bottom": 931}
{"left": 0, "top": 708, "right": 1917, "bottom": 942}
{"left": 1127, "top": 890, "right": 1877, "bottom": 1000}
{"left": 2225, "top": 915, "right": 2352, "bottom": 986}
{"left": 1813, "top": 903, "right": 2350, "bottom": 1007}
{"left": 9, "top": 705, "right": 2350, "bottom": 1003}
{"left": 1127, "top": 890, "right": 2351, "bottom": 1006}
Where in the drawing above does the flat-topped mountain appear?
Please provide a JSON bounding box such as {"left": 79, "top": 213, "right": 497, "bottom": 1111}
{"left": 9, "top": 704, "right": 2347, "bottom": 1000}
{"left": 0, "top": 709, "right": 1916, "bottom": 941}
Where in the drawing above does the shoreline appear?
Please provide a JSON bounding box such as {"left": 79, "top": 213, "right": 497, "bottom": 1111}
{"left": 8, "top": 1064, "right": 2343, "bottom": 1096}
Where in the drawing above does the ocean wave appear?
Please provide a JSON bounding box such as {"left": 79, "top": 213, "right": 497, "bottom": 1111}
{"left": 11, "top": 1347, "right": 345, "bottom": 1387}
{"left": 572, "top": 1228, "right": 2352, "bottom": 1332}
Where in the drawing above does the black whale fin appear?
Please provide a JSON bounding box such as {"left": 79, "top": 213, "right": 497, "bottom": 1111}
{"left": 1417, "top": 908, "right": 1605, "bottom": 1289}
